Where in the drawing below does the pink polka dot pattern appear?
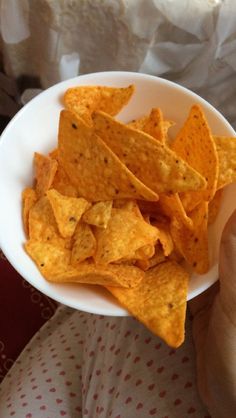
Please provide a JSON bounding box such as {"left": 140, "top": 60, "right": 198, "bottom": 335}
{"left": 0, "top": 307, "right": 210, "bottom": 417}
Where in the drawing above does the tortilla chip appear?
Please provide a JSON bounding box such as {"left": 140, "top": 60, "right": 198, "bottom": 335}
{"left": 208, "top": 189, "right": 223, "bottom": 225}
{"left": 170, "top": 201, "right": 209, "bottom": 274}
{"left": 58, "top": 110, "right": 158, "bottom": 201}
{"left": 25, "top": 240, "right": 143, "bottom": 288}
{"left": 214, "top": 136, "right": 236, "bottom": 189}
{"left": 22, "top": 187, "right": 37, "bottom": 236}
{"left": 127, "top": 116, "right": 148, "bottom": 130}
{"left": 92, "top": 111, "right": 206, "bottom": 194}
{"left": 178, "top": 192, "right": 201, "bottom": 213}
{"left": 71, "top": 223, "right": 96, "bottom": 266}
{"left": 34, "top": 152, "right": 58, "bottom": 197}
{"left": 106, "top": 261, "right": 189, "bottom": 347}
{"left": 172, "top": 105, "right": 219, "bottom": 209}
{"left": 83, "top": 201, "right": 112, "bottom": 228}
{"left": 25, "top": 239, "right": 71, "bottom": 276}
{"left": 136, "top": 243, "right": 166, "bottom": 271}
{"left": 94, "top": 208, "right": 159, "bottom": 264}
{"left": 128, "top": 112, "right": 174, "bottom": 143}
{"left": 64, "top": 87, "right": 100, "bottom": 124}
{"left": 159, "top": 193, "right": 193, "bottom": 229}
{"left": 134, "top": 243, "right": 155, "bottom": 260}
{"left": 152, "top": 220, "right": 174, "bottom": 256}
{"left": 47, "top": 189, "right": 90, "bottom": 238}
{"left": 64, "top": 85, "right": 134, "bottom": 122}
{"left": 142, "top": 108, "right": 166, "bottom": 143}
{"left": 51, "top": 164, "right": 78, "bottom": 197}
{"left": 28, "top": 196, "right": 68, "bottom": 248}
{"left": 49, "top": 148, "right": 58, "bottom": 159}
{"left": 98, "top": 85, "right": 135, "bottom": 115}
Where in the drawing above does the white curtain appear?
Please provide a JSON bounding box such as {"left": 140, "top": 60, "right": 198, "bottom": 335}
{"left": 1, "top": 0, "right": 236, "bottom": 127}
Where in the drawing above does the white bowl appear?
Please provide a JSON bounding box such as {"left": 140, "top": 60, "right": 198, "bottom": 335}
{"left": 0, "top": 71, "right": 235, "bottom": 316}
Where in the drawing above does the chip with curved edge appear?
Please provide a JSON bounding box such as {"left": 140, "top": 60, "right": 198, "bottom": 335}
{"left": 106, "top": 261, "right": 189, "bottom": 348}
{"left": 92, "top": 111, "right": 207, "bottom": 194}
{"left": 58, "top": 110, "right": 158, "bottom": 202}
{"left": 47, "top": 189, "right": 90, "bottom": 238}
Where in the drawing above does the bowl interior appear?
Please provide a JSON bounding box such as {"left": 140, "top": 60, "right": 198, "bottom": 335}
{"left": 0, "top": 71, "right": 235, "bottom": 316}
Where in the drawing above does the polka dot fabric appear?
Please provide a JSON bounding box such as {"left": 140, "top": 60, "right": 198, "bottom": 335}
{"left": 0, "top": 306, "right": 210, "bottom": 417}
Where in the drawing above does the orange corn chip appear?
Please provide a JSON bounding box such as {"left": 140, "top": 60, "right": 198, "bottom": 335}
{"left": 127, "top": 116, "right": 148, "bottom": 130}
{"left": 98, "top": 85, "right": 135, "bottom": 115}
{"left": 64, "top": 85, "right": 134, "bottom": 123}
{"left": 143, "top": 108, "right": 166, "bottom": 143}
{"left": 170, "top": 201, "right": 209, "bottom": 274}
{"left": 214, "top": 136, "right": 236, "bottom": 190}
{"left": 94, "top": 208, "right": 159, "bottom": 264}
{"left": 25, "top": 240, "right": 144, "bottom": 288}
{"left": 153, "top": 220, "right": 174, "bottom": 256}
{"left": 49, "top": 148, "right": 58, "bottom": 159}
{"left": 159, "top": 193, "right": 193, "bottom": 229}
{"left": 34, "top": 152, "right": 58, "bottom": 197}
{"left": 71, "top": 223, "right": 96, "bottom": 266}
{"left": 83, "top": 201, "right": 112, "bottom": 228}
{"left": 208, "top": 189, "right": 223, "bottom": 225}
{"left": 172, "top": 105, "right": 219, "bottom": 209}
{"left": 107, "top": 261, "right": 189, "bottom": 348}
{"left": 47, "top": 189, "right": 90, "bottom": 238}
{"left": 128, "top": 111, "right": 174, "bottom": 143}
{"left": 64, "top": 87, "right": 100, "bottom": 124}
{"left": 58, "top": 110, "right": 158, "bottom": 202}
{"left": 93, "top": 111, "right": 206, "bottom": 194}
{"left": 51, "top": 163, "right": 78, "bottom": 198}
{"left": 28, "top": 196, "right": 68, "bottom": 248}
{"left": 22, "top": 187, "right": 37, "bottom": 236}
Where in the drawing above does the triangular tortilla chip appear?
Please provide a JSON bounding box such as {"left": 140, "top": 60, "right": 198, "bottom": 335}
{"left": 22, "top": 187, "right": 37, "bottom": 236}
{"left": 159, "top": 193, "right": 193, "bottom": 229}
{"left": 172, "top": 105, "right": 219, "bottom": 210}
{"left": 208, "top": 189, "right": 223, "bottom": 225}
{"left": 58, "top": 110, "right": 158, "bottom": 202}
{"left": 94, "top": 208, "right": 159, "bottom": 264}
{"left": 71, "top": 223, "right": 96, "bottom": 266}
{"left": 28, "top": 196, "right": 68, "bottom": 248}
{"left": 83, "top": 201, "right": 112, "bottom": 228}
{"left": 170, "top": 201, "right": 209, "bottom": 274}
{"left": 106, "top": 261, "right": 189, "bottom": 348}
{"left": 25, "top": 240, "right": 144, "bottom": 288}
{"left": 214, "top": 135, "right": 236, "bottom": 190}
{"left": 47, "top": 189, "right": 90, "bottom": 238}
{"left": 142, "top": 108, "right": 166, "bottom": 143}
{"left": 92, "top": 111, "right": 206, "bottom": 194}
{"left": 64, "top": 85, "right": 134, "bottom": 123}
{"left": 34, "top": 152, "right": 58, "bottom": 197}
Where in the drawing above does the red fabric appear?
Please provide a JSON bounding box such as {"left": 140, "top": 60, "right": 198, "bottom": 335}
{"left": 0, "top": 249, "right": 57, "bottom": 382}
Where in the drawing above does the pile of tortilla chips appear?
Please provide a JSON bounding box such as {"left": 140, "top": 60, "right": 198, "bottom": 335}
{"left": 22, "top": 84, "right": 236, "bottom": 348}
